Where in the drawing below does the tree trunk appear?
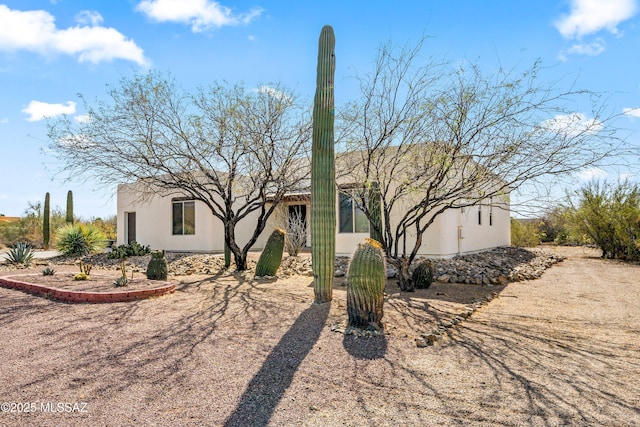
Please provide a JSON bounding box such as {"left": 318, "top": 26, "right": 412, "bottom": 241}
{"left": 234, "top": 251, "right": 248, "bottom": 271}
{"left": 390, "top": 256, "right": 414, "bottom": 292}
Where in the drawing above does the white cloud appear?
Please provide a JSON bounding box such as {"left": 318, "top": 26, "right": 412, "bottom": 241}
{"left": 555, "top": 0, "right": 638, "bottom": 39}
{"left": 566, "top": 38, "right": 606, "bottom": 56}
{"left": 74, "top": 10, "right": 104, "bottom": 26}
{"left": 0, "top": 118, "right": 8, "bottom": 124}
{"left": 577, "top": 167, "right": 609, "bottom": 181}
{"left": 136, "top": 0, "right": 263, "bottom": 32}
{"left": 0, "top": 5, "right": 149, "bottom": 66}
{"left": 22, "top": 100, "right": 76, "bottom": 121}
{"left": 623, "top": 107, "right": 640, "bottom": 118}
{"left": 542, "top": 113, "right": 604, "bottom": 137}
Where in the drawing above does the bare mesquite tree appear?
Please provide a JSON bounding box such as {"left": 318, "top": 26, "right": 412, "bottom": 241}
{"left": 48, "top": 72, "right": 311, "bottom": 270}
{"left": 337, "top": 39, "right": 625, "bottom": 290}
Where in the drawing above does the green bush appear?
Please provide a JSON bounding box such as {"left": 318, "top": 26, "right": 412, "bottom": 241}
{"left": 510, "top": 218, "right": 541, "bottom": 248}
{"left": 55, "top": 224, "right": 106, "bottom": 256}
{"left": 5, "top": 242, "right": 34, "bottom": 266}
{"left": 565, "top": 181, "right": 640, "bottom": 260}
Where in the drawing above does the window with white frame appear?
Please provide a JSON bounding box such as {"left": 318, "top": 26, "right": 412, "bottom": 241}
{"left": 339, "top": 191, "right": 369, "bottom": 233}
{"left": 172, "top": 199, "right": 195, "bottom": 235}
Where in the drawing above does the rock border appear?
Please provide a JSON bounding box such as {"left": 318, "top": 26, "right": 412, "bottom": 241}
{"left": 0, "top": 274, "right": 175, "bottom": 303}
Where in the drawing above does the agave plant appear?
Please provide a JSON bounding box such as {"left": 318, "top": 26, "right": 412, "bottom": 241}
{"left": 5, "top": 242, "right": 34, "bottom": 267}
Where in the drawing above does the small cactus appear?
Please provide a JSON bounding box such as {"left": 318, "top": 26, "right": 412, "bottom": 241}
{"left": 412, "top": 259, "right": 434, "bottom": 289}
{"left": 43, "top": 192, "right": 51, "bottom": 249}
{"left": 66, "top": 190, "right": 74, "bottom": 224}
{"left": 255, "top": 228, "right": 286, "bottom": 277}
{"left": 42, "top": 267, "right": 56, "bottom": 276}
{"left": 146, "top": 250, "right": 168, "bottom": 280}
{"left": 347, "top": 238, "right": 386, "bottom": 331}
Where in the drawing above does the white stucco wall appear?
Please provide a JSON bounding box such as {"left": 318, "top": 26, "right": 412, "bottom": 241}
{"left": 118, "top": 184, "right": 510, "bottom": 257}
{"left": 117, "top": 184, "right": 269, "bottom": 252}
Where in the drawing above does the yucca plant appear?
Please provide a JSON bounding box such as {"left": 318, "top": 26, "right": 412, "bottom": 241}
{"left": 55, "top": 224, "right": 106, "bottom": 256}
{"left": 6, "top": 242, "right": 34, "bottom": 267}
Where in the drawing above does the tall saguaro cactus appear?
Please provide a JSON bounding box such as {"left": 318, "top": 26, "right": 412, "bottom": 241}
{"left": 43, "top": 192, "right": 51, "bottom": 249}
{"left": 311, "top": 25, "right": 336, "bottom": 304}
{"left": 66, "top": 190, "right": 74, "bottom": 225}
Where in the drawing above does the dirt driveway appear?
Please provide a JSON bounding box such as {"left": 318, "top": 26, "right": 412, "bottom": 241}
{"left": 0, "top": 246, "right": 638, "bottom": 426}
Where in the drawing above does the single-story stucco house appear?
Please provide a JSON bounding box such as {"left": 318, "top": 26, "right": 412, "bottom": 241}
{"left": 117, "top": 174, "right": 510, "bottom": 258}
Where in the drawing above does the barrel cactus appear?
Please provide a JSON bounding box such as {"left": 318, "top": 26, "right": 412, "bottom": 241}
{"left": 412, "top": 259, "right": 434, "bottom": 289}
{"left": 347, "top": 238, "right": 386, "bottom": 331}
{"left": 146, "top": 250, "right": 168, "bottom": 280}
{"left": 255, "top": 228, "right": 286, "bottom": 277}
{"left": 311, "top": 24, "right": 336, "bottom": 304}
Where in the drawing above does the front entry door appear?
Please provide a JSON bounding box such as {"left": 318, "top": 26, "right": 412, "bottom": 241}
{"left": 126, "top": 212, "right": 136, "bottom": 244}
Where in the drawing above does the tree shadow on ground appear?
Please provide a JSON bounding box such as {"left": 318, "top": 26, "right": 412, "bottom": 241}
{"left": 223, "top": 302, "right": 329, "bottom": 427}
{"left": 450, "top": 315, "right": 640, "bottom": 425}
{"left": 342, "top": 333, "right": 387, "bottom": 360}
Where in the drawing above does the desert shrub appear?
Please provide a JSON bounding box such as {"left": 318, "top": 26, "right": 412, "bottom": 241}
{"left": 90, "top": 215, "right": 116, "bottom": 241}
{"left": 108, "top": 241, "right": 151, "bottom": 259}
{"left": 55, "top": 224, "right": 106, "bottom": 256}
{"left": 565, "top": 181, "right": 640, "bottom": 260}
{"left": 5, "top": 242, "right": 34, "bottom": 266}
{"left": 510, "top": 218, "right": 541, "bottom": 248}
{"left": 285, "top": 208, "right": 306, "bottom": 256}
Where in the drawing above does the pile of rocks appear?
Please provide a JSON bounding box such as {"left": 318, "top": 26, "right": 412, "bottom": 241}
{"left": 428, "top": 247, "right": 565, "bottom": 285}
{"left": 3, "top": 246, "right": 563, "bottom": 284}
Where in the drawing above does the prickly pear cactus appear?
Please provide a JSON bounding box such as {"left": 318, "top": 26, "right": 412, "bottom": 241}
{"left": 311, "top": 24, "right": 336, "bottom": 304}
{"left": 255, "top": 228, "right": 286, "bottom": 277}
{"left": 347, "top": 238, "right": 386, "bottom": 330}
{"left": 146, "top": 250, "right": 168, "bottom": 280}
{"left": 412, "top": 259, "right": 434, "bottom": 289}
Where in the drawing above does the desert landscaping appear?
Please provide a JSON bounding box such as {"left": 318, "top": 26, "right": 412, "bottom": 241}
{"left": 0, "top": 245, "right": 638, "bottom": 426}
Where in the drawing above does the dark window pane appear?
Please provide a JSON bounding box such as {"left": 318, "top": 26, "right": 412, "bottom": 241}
{"left": 339, "top": 193, "right": 353, "bottom": 233}
{"left": 173, "top": 202, "right": 183, "bottom": 235}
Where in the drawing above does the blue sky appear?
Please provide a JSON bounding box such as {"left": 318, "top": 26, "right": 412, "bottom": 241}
{"left": 0, "top": 0, "right": 639, "bottom": 219}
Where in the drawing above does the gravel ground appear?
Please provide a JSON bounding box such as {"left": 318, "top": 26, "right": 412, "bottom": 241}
{"left": 0, "top": 246, "right": 638, "bottom": 426}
